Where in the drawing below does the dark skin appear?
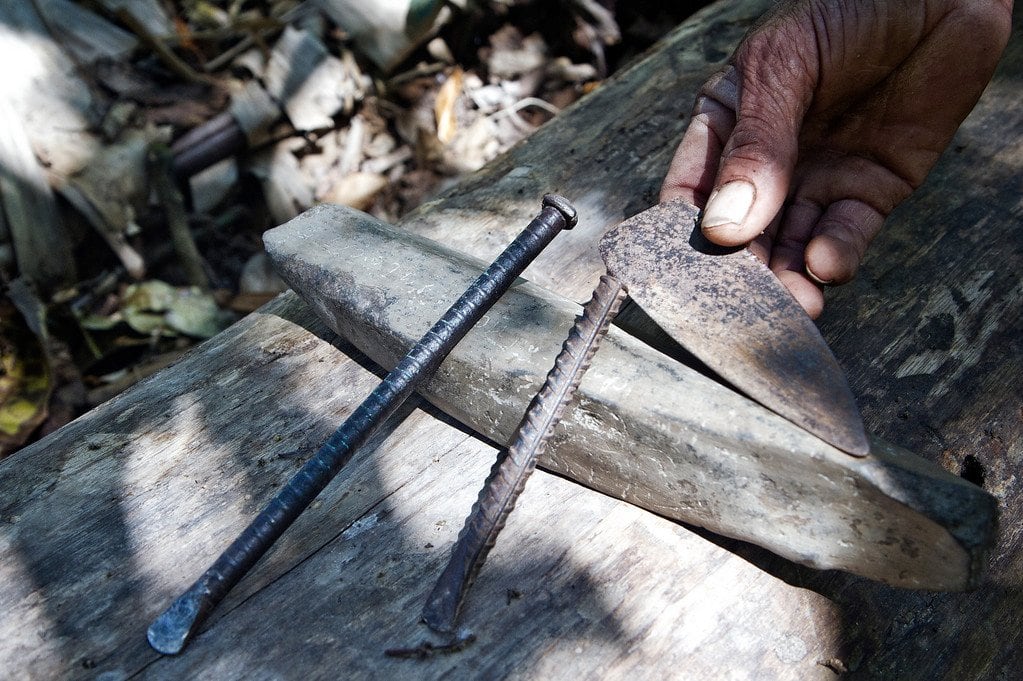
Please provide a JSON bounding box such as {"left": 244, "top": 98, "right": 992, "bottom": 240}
{"left": 661, "top": 0, "right": 1014, "bottom": 318}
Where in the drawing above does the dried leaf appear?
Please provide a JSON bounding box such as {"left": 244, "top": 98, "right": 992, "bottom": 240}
{"left": 59, "top": 126, "right": 172, "bottom": 279}
{"left": 0, "top": 301, "right": 52, "bottom": 457}
{"left": 80, "top": 281, "right": 232, "bottom": 339}
{"left": 249, "top": 140, "right": 316, "bottom": 224}
{"left": 265, "top": 27, "right": 354, "bottom": 131}
{"left": 320, "top": 171, "right": 388, "bottom": 210}
{"left": 165, "top": 289, "right": 235, "bottom": 339}
{"left": 485, "top": 28, "right": 547, "bottom": 79}
{"left": 443, "top": 117, "right": 498, "bottom": 174}
{"left": 123, "top": 280, "right": 177, "bottom": 313}
{"left": 122, "top": 309, "right": 170, "bottom": 336}
{"left": 78, "top": 313, "right": 122, "bottom": 331}
{"left": 435, "top": 66, "right": 463, "bottom": 145}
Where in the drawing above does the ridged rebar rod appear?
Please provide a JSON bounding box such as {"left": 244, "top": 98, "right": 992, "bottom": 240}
{"left": 147, "top": 195, "right": 577, "bottom": 655}
{"left": 422, "top": 274, "right": 626, "bottom": 634}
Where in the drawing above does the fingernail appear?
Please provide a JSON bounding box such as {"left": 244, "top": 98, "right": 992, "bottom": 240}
{"left": 805, "top": 264, "right": 833, "bottom": 285}
{"left": 702, "top": 181, "right": 755, "bottom": 231}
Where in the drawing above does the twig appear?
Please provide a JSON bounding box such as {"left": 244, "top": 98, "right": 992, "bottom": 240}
{"left": 202, "top": 2, "right": 311, "bottom": 72}
{"left": 494, "top": 97, "right": 562, "bottom": 118}
{"left": 170, "top": 111, "right": 247, "bottom": 179}
{"left": 115, "top": 8, "right": 217, "bottom": 86}
{"left": 361, "top": 147, "right": 412, "bottom": 175}
{"left": 385, "top": 61, "right": 448, "bottom": 89}
{"left": 338, "top": 115, "right": 366, "bottom": 175}
{"left": 147, "top": 145, "right": 210, "bottom": 289}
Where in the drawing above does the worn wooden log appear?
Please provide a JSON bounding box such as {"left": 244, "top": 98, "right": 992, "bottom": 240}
{"left": 264, "top": 204, "right": 995, "bottom": 591}
{"left": 2, "top": 0, "right": 1021, "bottom": 678}
{"left": 0, "top": 291, "right": 856, "bottom": 680}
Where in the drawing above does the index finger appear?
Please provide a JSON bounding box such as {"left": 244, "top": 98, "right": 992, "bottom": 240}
{"left": 659, "top": 69, "right": 738, "bottom": 206}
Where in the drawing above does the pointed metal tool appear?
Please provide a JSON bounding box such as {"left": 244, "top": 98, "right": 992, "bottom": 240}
{"left": 600, "top": 199, "right": 868, "bottom": 456}
{"left": 147, "top": 195, "right": 576, "bottom": 655}
{"left": 423, "top": 275, "right": 626, "bottom": 633}
{"left": 423, "top": 198, "right": 869, "bottom": 633}
{"left": 266, "top": 200, "right": 994, "bottom": 625}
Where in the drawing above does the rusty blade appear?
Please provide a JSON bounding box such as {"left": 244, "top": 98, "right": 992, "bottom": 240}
{"left": 599, "top": 199, "right": 869, "bottom": 456}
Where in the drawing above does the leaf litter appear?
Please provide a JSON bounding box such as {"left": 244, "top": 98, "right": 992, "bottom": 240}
{"left": 0, "top": 0, "right": 706, "bottom": 457}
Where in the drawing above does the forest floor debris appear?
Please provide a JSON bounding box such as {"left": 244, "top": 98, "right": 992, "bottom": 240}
{"left": 0, "top": 0, "right": 707, "bottom": 457}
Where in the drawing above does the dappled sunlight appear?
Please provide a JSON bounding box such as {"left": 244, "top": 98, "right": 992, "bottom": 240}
{"left": 0, "top": 14, "right": 96, "bottom": 177}
{"left": 3, "top": 1, "right": 1023, "bottom": 679}
{"left": 122, "top": 393, "right": 251, "bottom": 594}
{"left": 0, "top": 24, "right": 48, "bottom": 99}
{"left": 140, "top": 394, "right": 849, "bottom": 678}
{"left": 137, "top": 379, "right": 630, "bottom": 677}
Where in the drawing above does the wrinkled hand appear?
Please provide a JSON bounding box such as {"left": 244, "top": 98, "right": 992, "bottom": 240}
{"left": 661, "top": 0, "right": 1013, "bottom": 318}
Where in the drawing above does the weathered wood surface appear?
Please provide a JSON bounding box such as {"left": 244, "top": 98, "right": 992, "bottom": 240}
{"left": 265, "top": 204, "right": 993, "bottom": 590}
{"left": 0, "top": 295, "right": 846, "bottom": 680}
{"left": 0, "top": 0, "right": 1021, "bottom": 678}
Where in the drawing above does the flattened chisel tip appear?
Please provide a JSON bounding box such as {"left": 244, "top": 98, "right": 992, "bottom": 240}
{"left": 147, "top": 584, "right": 206, "bottom": 655}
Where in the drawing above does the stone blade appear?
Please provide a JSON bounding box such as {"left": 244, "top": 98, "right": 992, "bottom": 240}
{"left": 599, "top": 199, "right": 869, "bottom": 456}
{"left": 263, "top": 203, "right": 994, "bottom": 588}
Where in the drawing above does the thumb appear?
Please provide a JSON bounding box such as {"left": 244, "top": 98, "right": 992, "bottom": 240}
{"left": 701, "top": 50, "right": 814, "bottom": 247}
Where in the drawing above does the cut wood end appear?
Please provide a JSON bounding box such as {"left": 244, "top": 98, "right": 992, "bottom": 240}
{"left": 147, "top": 583, "right": 207, "bottom": 655}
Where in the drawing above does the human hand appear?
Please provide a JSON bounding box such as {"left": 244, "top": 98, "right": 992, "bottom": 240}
{"left": 661, "top": 0, "right": 1013, "bottom": 318}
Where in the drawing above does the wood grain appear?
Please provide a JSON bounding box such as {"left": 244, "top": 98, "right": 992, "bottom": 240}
{"left": 1, "top": 0, "right": 1021, "bottom": 678}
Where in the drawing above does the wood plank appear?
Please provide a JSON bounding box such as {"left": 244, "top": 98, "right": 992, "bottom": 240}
{"left": 0, "top": 0, "right": 1021, "bottom": 678}
{"left": 0, "top": 295, "right": 845, "bottom": 680}
{"left": 136, "top": 412, "right": 845, "bottom": 680}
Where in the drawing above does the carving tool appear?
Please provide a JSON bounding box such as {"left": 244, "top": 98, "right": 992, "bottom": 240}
{"left": 264, "top": 198, "right": 994, "bottom": 614}
{"left": 422, "top": 198, "right": 868, "bottom": 633}
{"left": 147, "top": 195, "right": 576, "bottom": 655}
